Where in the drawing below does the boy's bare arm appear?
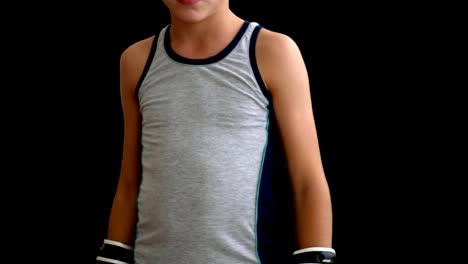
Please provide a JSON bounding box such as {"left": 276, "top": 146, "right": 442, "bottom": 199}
{"left": 107, "top": 36, "right": 155, "bottom": 246}
{"left": 257, "top": 29, "right": 333, "bottom": 249}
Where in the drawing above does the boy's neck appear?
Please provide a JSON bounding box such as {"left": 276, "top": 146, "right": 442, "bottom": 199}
{"left": 168, "top": 10, "right": 245, "bottom": 59}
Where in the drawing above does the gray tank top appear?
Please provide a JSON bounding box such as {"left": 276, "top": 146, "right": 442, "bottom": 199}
{"left": 134, "top": 21, "right": 296, "bottom": 264}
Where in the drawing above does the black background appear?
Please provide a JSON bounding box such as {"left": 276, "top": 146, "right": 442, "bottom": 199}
{"left": 3, "top": 1, "right": 457, "bottom": 263}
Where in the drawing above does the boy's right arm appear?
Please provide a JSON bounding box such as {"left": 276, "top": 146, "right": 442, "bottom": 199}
{"left": 98, "top": 36, "right": 155, "bottom": 263}
{"left": 106, "top": 45, "right": 143, "bottom": 246}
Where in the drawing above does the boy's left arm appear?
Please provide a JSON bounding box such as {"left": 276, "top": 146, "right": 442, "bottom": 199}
{"left": 257, "top": 30, "right": 333, "bottom": 250}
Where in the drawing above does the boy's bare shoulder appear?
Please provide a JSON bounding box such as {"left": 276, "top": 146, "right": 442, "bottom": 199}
{"left": 255, "top": 27, "right": 305, "bottom": 92}
{"left": 256, "top": 27, "right": 300, "bottom": 58}
{"left": 119, "top": 35, "right": 157, "bottom": 94}
{"left": 120, "top": 35, "right": 156, "bottom": 67}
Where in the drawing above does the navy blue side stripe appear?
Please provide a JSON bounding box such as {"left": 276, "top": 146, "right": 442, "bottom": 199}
{"left": 256, "top": 105, "right": 297, "bottom": 263}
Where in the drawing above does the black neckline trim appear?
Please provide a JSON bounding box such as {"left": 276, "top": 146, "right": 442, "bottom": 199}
{"left": 164, "top": 20, "right": 249, "bottom": 65}
{"left": 249, "top": 25, "right": 271, "bottom": 102}
{"left": 136, "top": 35, "right": 158, "bottom": 99}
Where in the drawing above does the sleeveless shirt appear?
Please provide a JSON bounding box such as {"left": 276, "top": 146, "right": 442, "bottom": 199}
{"left": 134, "top": 20, "right": 296, "bottom": 264}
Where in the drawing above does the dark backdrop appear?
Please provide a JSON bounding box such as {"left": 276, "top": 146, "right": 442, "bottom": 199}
{"left": 4, "top": 1, "right": 448, "bottom": 263}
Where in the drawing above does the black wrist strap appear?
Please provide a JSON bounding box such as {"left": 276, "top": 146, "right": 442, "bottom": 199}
{"left": 96, "top": 239, "right": 134, "bottom": 264}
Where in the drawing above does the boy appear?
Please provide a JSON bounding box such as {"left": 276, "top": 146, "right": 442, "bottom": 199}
{"left": 97, "top": 0, "right": 335, "bottom": 263}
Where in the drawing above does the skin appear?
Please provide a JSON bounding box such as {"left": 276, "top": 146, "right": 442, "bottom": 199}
{"left": 107, "top": 0, "right": 333, "bottom": 251}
